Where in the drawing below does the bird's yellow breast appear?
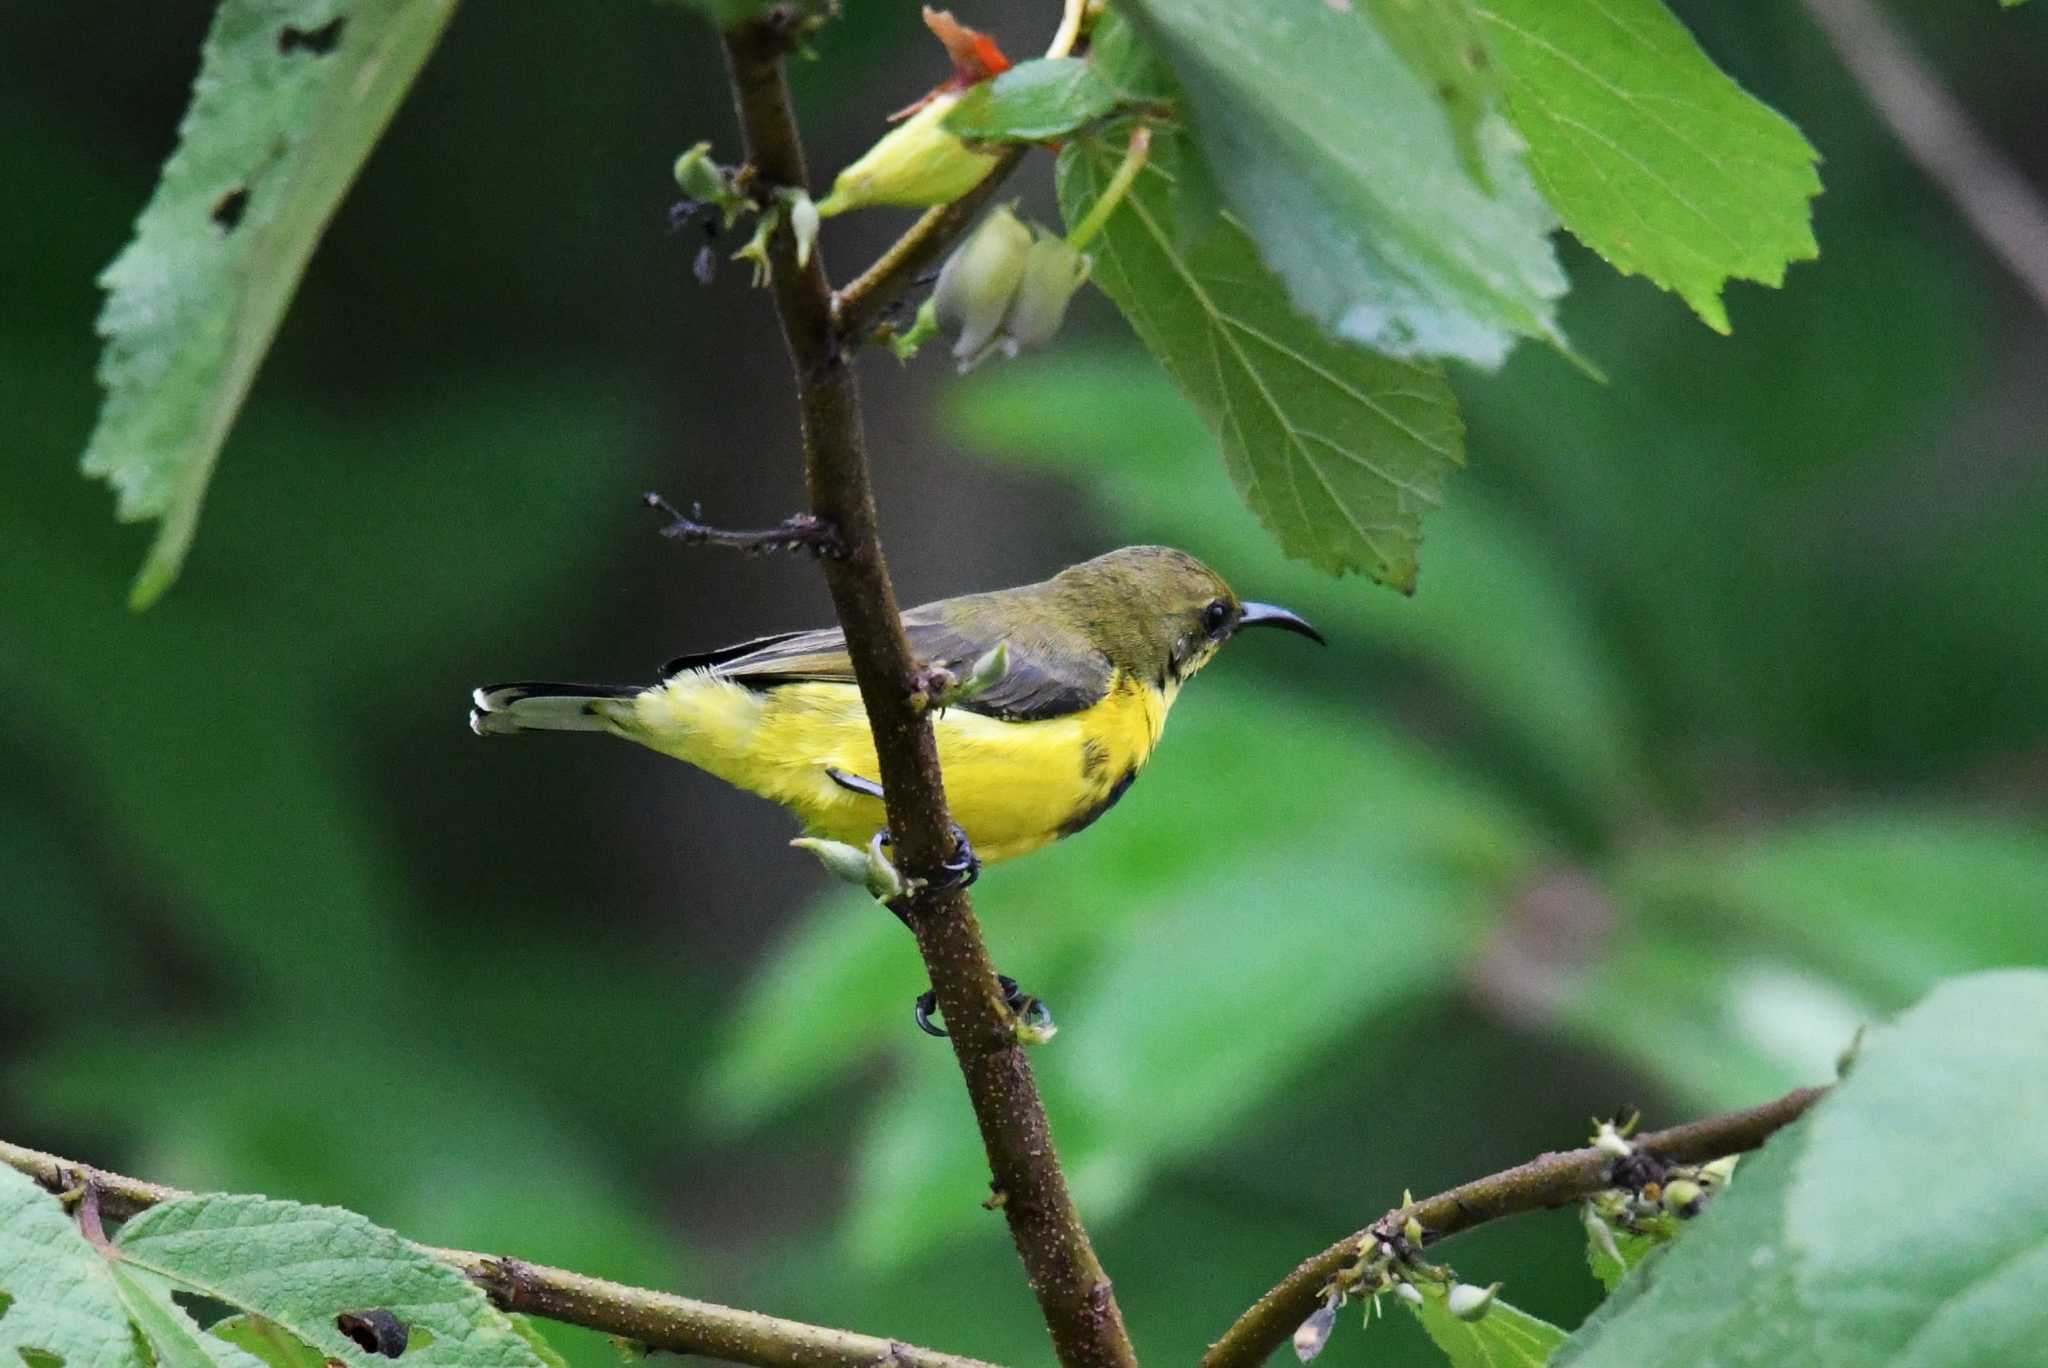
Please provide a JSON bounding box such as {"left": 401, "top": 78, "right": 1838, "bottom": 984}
{"left": 611, "top": 669, "right": 1172, "bottom": 863}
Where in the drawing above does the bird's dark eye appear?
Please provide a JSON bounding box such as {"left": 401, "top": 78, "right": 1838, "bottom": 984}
{"left": 1201, "top": 599, "right": 1231, "bottom": 636}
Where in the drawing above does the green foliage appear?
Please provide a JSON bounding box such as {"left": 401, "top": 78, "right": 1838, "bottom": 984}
{"left": 1057, "top": 132, "right": 1466, "bottom": 591}
{"left": 120, "top": 1193, "right": 547, "bottom": 1365}
{"left": 1559, "top": 971, "right": 2048, "bottom": 1364}
{"left": 81, "top": 0, "right": 457, "bottom": 607}
{"left": 1118, "top": 0, "right": 1566, "bottom": 368}
{"left": 1478, "top": 0, "right": 1822, "bottom": 332}
{"left": 942, "top": 58, "right": 1121, "bottom": 143}
{"left": 1406, "top": 1282, "right": 1569, "bottom": 1367}
{"left": 0, "top": 1165, "right": 148, "bottom": 1367}
{"left": 0, "top": 1169, "right": 543, "bottom": 1368}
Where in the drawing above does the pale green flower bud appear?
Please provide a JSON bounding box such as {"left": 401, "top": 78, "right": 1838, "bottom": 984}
{"left": 790, "top": 836, "right": 870, "bottom": 887}
{"left": 1292, "top": 1302, "right": 1338, "bottom": 1363}
{"left": 788, "top": 189, "right": 821, "bottom": 269}
{"left": 933, "top": 204, "right": 1033, "bottom": 363}
{"left": 1700, "top": 1155, "right": 1740, "bottom": 1189}
{"left": 1446, "top": 1282, "right": 1500, "bottom": 1322}
{"left": 942, "top": 641, "right": 1010, "bottom": 707}
{"left": 1661, "top": 1179, "right": 1704, "bottom": 1215}
{"left": 672, "top": 141, "right": 728, "bottom": 203}
{"left": 816, "top": 95, "right": 1000, "bottom": 217}
{"left": 1394, "top": 1281, "right": 1424, "bottom": 1307}
{"left": 1592, "top": 1120, "right": 1634, "bottom": 1159}
{"left": 997, "top": 233, "right": 1092, "bottom": 353}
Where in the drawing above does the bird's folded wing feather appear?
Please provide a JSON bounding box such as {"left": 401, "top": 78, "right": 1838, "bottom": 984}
{"left": 661, "top": 598, "right": 1113, "bottom": 722}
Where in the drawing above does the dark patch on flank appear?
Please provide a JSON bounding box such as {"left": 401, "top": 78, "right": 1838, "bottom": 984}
{"left": 1080, "top": 737, "right": 1110, "bottom": 779}
{"left": 278, "top": 16, "right": 346, "bottom": 54}
{"left": 1059, "top": 766, "right": 1137, "bottom": 839}
{"left": 211, "top": 186, "right": 249, "bottom": 231}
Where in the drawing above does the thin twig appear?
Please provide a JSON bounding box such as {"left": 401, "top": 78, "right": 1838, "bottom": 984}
{"left": 0, "top": 1139, "right": 998, "bottom": 1368}
{"left": 1200, "top": 1085, "right": 1828, "bottom": 1368}
{"left": 645, "top": 492, "right": 847, "bottom": 557}
{"left": 719, "top": 18, "right": 1137, "bottom": 1368}
{"left": 1803, "top": 0, "right": 2048, "bottom": 319}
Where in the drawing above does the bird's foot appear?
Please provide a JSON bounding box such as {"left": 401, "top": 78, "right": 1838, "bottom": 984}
{"left": 915, "top": 973, "right": 1053, "bottom": 1040}
{"left": 839, "top": 796, "right": 979, "bottom": 893}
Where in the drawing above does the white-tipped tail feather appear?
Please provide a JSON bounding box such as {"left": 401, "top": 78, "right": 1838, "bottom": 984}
{"left": 469, "top": 682, "right": 639, "bottom": 736}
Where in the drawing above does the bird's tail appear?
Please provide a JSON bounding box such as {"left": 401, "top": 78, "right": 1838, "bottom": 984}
{"left": 470, "top": 682, "right": 640, "bottom": 736}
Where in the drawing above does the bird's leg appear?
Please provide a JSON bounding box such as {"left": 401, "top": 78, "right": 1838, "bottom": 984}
{"left": 643, "top": 491, "right": 848, "bottom": 559}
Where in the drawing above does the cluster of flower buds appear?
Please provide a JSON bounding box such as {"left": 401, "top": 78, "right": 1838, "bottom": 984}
{"left": 931, "top": 205, "right": 1092, "bottom": 370}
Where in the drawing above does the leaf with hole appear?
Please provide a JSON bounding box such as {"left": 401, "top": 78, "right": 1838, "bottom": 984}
{"left": 113, "top": 1193, "right": 548, "bottom": 1365}
{"left": 82, "top": 0, "right": 459, "bottom": 607}
{"left": 1058, "top": 129, "right": 1465, "bottom": 590}
{"left": 1477, "top": 0, "right": 1821, "bottom": 332}
{"left": 1118, "top": 0, "right": 1567, "bottom": 366}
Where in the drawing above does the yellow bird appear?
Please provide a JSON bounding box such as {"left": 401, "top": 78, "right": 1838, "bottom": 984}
{"left": 470, "top": 545, "right": 1322, "bottom": 868}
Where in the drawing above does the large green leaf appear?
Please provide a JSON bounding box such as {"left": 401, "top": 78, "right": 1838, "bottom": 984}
{"left": 1478, "top": 0, "right": 1821, "bottom": 332}
{"left": 0, "top": 1165, "right": 147, "bottom": 1368}
{"left": 115, "top": 1194, "right": 549, "bottom": 1366}
{"left": 1119, "top": 0, "right": 1567, "bottom": 366}
{"left": 82, "top": 0, "right": 459, "bottom": 607}
{"left": 1559, "top": 970, "right": 2048, "bottom": 1365}
{"left": 1058, "top": 131, "right": 1465, "bottom": 591}
{"left": 1406, "top": 1282, "right": 1569, "bottom": 1367}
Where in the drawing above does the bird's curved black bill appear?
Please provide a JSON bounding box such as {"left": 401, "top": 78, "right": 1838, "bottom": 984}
{"left": 1237, "top": 602, "right": 1325, "bottom": 645}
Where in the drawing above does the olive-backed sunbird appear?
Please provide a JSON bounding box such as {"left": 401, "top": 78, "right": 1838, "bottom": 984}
{"left": 470, "top": 545, "right": 1321, "bottom": 864}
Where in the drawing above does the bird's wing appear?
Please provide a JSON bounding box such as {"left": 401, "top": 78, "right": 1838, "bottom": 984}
{"left": 661, "top": 602, "right": 1112, "bottom": 722}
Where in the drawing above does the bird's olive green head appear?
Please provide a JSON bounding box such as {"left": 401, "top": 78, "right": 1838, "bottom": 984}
{"left": 1046, "top": 546, "right": 1323, "bottom": 686}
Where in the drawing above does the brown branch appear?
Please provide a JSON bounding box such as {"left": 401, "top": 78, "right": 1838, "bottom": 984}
{"left": 1200, "top": 1085, "right": 1829, "bottom": 1368}
{"left": 0, "top": 1138, "right": 998, "bottom": 1368}
{"left": 832, "top": 146, "right": 1028, "bottom": 345}
{"left": 1802, "top": 0, "right": 2048, "bottom": 320}
{"left": 719, "top": 17, "right": 1136, "bottom": 1368}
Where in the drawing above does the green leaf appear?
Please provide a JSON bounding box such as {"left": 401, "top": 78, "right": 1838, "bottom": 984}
{"left": 110, "top": 1266, "right": 271, "bottom": 1368}
{"left": 1058, "top": 129, "right": 1466, "bottom": 590}
{"left": 0, "top": 1165, "right": 146, "bottom": 1368}
{"left": 210, "top": 1315, "right": 329, "bottom": 1368}
{"left": 1560, "top": 970, "right": 2048, "bottom": 1365}
{"left": 942, "top": 58, "right": 1122, "bottom": 143}
{"left": 1583, "top": 1208, "right": 1669, "bottom": 1294}
{"left": 114, "top": 1194, "right": 549, "bottom": 1366}
{"left": 1477, "top": 0, "right": 1821, "bottom": 332}
{"left": 1119, "top": 0, "right": 1567, "bottom": 366}
{"left": 82, "top": 0, "right": 459, "bottom": 608}
{"left": 1407, "top": 1282, "right": 1569, "bottom": 1366}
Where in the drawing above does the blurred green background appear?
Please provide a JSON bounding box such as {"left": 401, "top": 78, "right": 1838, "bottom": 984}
{"left": 5, "top": 4, "right": 2045, "bottom": 1364}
